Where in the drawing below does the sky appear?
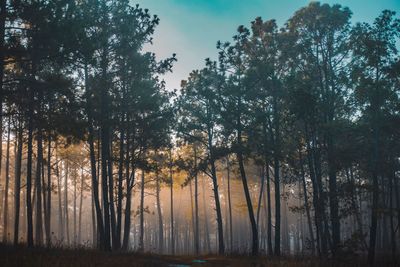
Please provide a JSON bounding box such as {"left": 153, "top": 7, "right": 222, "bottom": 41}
{"left": 133, "top": 0, "right": 400, "bottom": 91}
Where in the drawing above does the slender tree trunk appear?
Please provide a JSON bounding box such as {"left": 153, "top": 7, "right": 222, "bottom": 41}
{"left": 226, "top": 157, "right": 233, "bottom": 253}
{"left": 236, "top": 117, "right": 257, "bottom": 255}
{"left": 91, "top": 188, "right": 97, "bottom": 247}
{"left": 56, "top": 150, "right": 64, "bottom": 242}
{"left": 85, "top": 64, "right": 105, "bottom": 250}
{"left": 0, "top": 0, "right": 7, "bottom": 192}
{"left": 78, "top": 168, "right": 84, "bottom": 245}
{"left": 116, "top": 120, "right": 125, "bottom": 249}
{"left": 35, "top": 118, "right": 44, "bottom": 245}
{"left": 299, "top": 149, "right": 315, "bottom": 255}
{"left": 236, "top": 150, "right": 258, "bottom": 255}
{"left": 169, "top": 149, "right": 175, "bottom": 255}
{"left": 107, "top": 139, "right": 117, "bottom": 249}
{"left": 347, "top": 167, "right": 367, "bottom": 249}
{"left": 266, "top": 161, "right": 273, "bottom": 256}
{"left": 42, "top": 148, "right": 47, "bottom": 245}
{"left": 122, "top": 169, "right": 134, "bottom": 250}
{"left": 45, "top": 134, "right": 51, "bottom": 246}
{"left": 194, "top": 146, "right": 199, "bottom": 255}
{"left": 3, "top": 117, "right": 10, "bottom": 242}
{"left": 73, "top": 167, "right": 77, "bottom": 245}
{"left": 368, "top": 125, "right": 380, "bottom": 265}
{"left": 13, "top": 119, "right": 23, "bottom": 245}
{"left": 64, "top": 162, "right": 70, "bottom": 245}
{"left": 256, "top": 166, "right": 265, "bottom": 230}
{"left": 121, "top": 131, "right": 132, "bottom": 251}
{"left": 139, "top": 169, "right": 145, "bottom": 252}
{"left": 26, "top": 88, "right": 34, "bottom": 247}
{"left": 273, "top": 154, "right": 281, "bottom": 256}
{"left": 389, "top": 172, "right": 396, "bottom": 260}
{"left": 393, "top": 166, "right": 400, "bottom": 244}
{"left": 156, "top": 169, "right": 164, "bottom": 253}
{"left": 99, "top": 40, "right": 112, "bottom": 251}
{"left": 202, "top": 175, "right": 211, "bottom": 254}
{"left": 327, "top": 140, "right": 340, "bottom": 255}
{"left": 207, "top": 127, "right": 225, "bottom": 254}
{"left": 305, "top": 124, "right": 325, "bottom": 256}
{"left": 189, "top": 178, "right": 195, "bottom": 254}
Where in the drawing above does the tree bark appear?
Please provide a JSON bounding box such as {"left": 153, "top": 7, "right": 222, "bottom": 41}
{"left": 139, "top": 169, "right": 145, "bottom": 252}
{"left": 207, "top": 126, "right": 225, "bottom": 255}
{"left": 226, "top": 157, "right": 233, "bottom": 253}
{"left": 299, "top": 149, "right": 315, "bottom": 255}
{"left": 156, "top": 168, "right": 164, "bottom": 253}
{"left": 194, "top": 146, "right": 200, "bottom": 255}
{"left": 169, "top": 149, "right": 175, "bottom": 255}
{"left": 45, "top": 134, "right": 52, "bottom": 246}
{"left": 116, "top": 118, "right": 125, "bottom": 249}
{"left": 266, "top": 161, "right": 273, "bottom": 256}
{"left": 26, "top": 89, "right": 34, "bottom": 247}
{"left": 64, "top": 161, "right": 70, "bottom": 245}
{"left": 2, "top": 117, "right": 10, "bottom": 242}
{"left": 85, "top": 64, "right": 105, "bottom": 250}
{"left": 56, "top": 149, "right": 64, "bottom": 242}
{"left": 13, "top": 118, "right": 23, "bottom": 245}
{"left": 35, "top": 118, "right": 44, "bottom": 246}
{"left": 78, "top": 168, "right": 84, "bottom": 244}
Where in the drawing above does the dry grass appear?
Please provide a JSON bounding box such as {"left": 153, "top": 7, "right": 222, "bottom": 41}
{"left": 0, "top": 244, "right": 398, "bottom": 267}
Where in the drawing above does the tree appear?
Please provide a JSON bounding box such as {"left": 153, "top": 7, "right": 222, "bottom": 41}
{"left": 351, "top": 10, "right": 400, "bottom": 264}
{"left": 177, "top": 64, "right": 226, "bottom": 254}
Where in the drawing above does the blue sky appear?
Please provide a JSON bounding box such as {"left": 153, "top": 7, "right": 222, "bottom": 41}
{"left": 133, "top": 0, "right": 400, "bottom": 90}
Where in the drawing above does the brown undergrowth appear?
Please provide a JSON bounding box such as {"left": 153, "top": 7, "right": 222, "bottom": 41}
{"left": 0, "top": 244, "right": 398, "bottom": 267}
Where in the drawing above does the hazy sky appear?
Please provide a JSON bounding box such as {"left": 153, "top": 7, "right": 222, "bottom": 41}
{"left": 133, "top": 0, "right": 400, "bottom": 90}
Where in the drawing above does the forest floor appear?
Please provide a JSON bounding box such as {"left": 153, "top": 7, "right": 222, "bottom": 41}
{"left": 0, "top": 244, "right": 399, "bottom": 267}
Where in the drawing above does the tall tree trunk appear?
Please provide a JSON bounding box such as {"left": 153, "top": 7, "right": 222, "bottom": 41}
{"left": 226, "top": 157, "right": 233, "bottom": 253}
{"left": 3, "top": 116, "right": 10, "bottom": 242}
{"left": 35, "top": 117, "right": 44, "bottom": 245}
{"left": 389, "top": 171, "right": 396, "bottom": 260}
{"left": 64, "top": 162, "right": 70, "bottom": 245}
{"left": 305, "top": 124, "right": 326, "bottom": 256}
{"left": 347, "top": 167, "right": 367, "bottom": 249}
{"left": 156, "top": 169, "right": 164, "bottom": 254}
{"left": 202, "top": 175, "right": 212, "bottom": 254}
{"left": 56, "top": 150, "right": 64, "bottom": 242}
{"left": 91, "top": 188, "right": 97, "bottom": 247}
{"left": 45, "top": 134, "right": 51, "bottom": 246}
{"left": 116, "top": 121, "right": 125, "bottom": 249}
{"left": 99, "top": 39, "right": 112, "bottom": 251}
{"left": 207, "top": 127, "right": 225, "bottom": 254}
{"left": 78, "top": 168, "right": 84, "bottom": 245}
{"left": 139, "top": 169, "right": 145, "bottom": 252}
{"left": 368, "top": 124, "right": 380, "bottom": 265}
{"left": 122, "top": 168, "right": 134, "bottom": 250}
{"left": 107, "top": 139, "right": 117, "bottom": 249}
{"left": 236, "top": 114, "right": 257, "bottom": 255}
{"left": 194, "top": 146, "right": 199, "bottom": 255}
{"left": 121, "top": 128, "right": 132, "bottom": 251}
{"left": 327, "top": 140, "right": 340, "bottom": 255}
{"left": 273, "top": 157, "right": 281, "bottom": 256}
{"left": 169, "top": 149, "right": 175, "bottom": 255}
{"left": 299, "top": 149, "right": 315, "bottom": 255}
{"left": 0, "top": 0, "right": 7, "bottom": 191}
{"left": 13, "top": 118, "right": 23, "bottom": 245}
{"left": 266, "top": 161, "right": 273, "bottom": 256}
{"left": 85, "top": 64, "right": 105, "bottom": 250}
{"left": 256, "top": 166, "right": 265, "bottom": 230}
{"left": 26, "top": 89, "right": 34, "bottom": 247}
{"left": 393, "top": 166, "right": 400, "bottom": 245}
{"left": 73, "top": 167, "right": 77, "bottom": 245}
{"left": 189, "top": 178, "right": 195, "bottom": 254}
